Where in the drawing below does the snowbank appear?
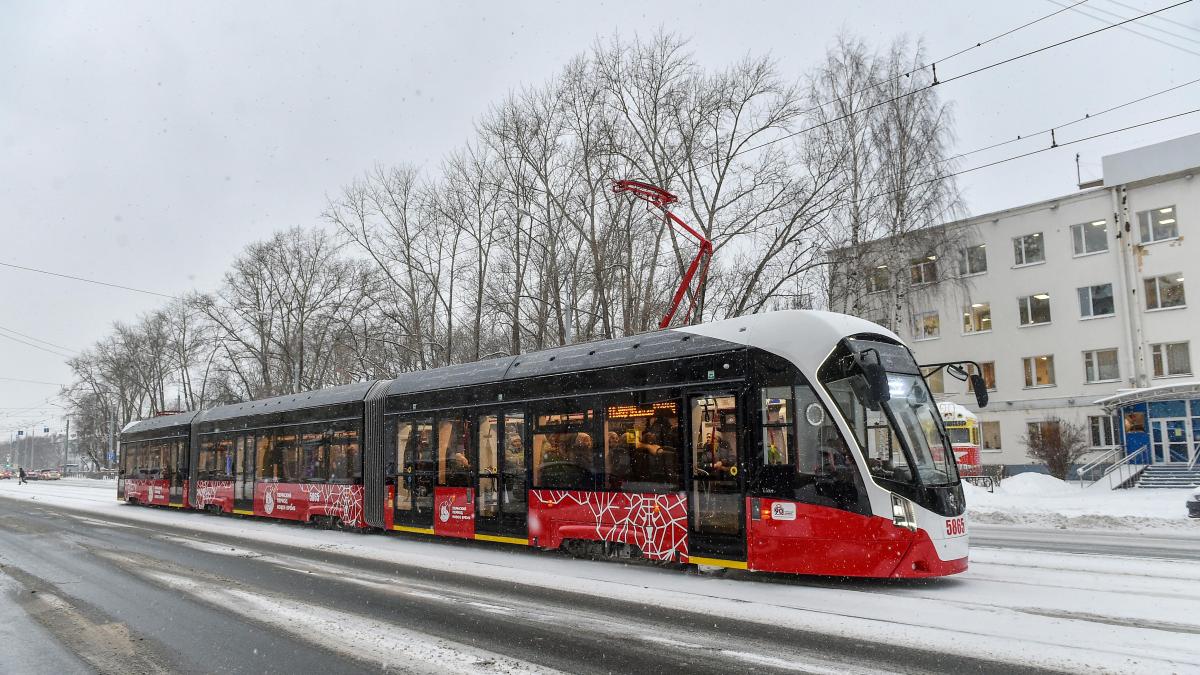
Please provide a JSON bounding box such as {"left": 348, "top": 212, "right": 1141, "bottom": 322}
{"left": 966, "top": 472, "right": 1200, "bottom": 532}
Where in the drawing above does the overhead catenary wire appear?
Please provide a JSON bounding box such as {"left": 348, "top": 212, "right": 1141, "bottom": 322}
{"left": 930, "top": 76, "right": 1200, "bottom": 167}
{"left": 1047, "top": 0, "right": 1200, "bottom": 52}
{"left": 0, "top": 261, "right": 179, "bottom": 300}
{"left": 1102, "top": 0, "right": 1200, "bottom": 33}
{"left": 0, "top": 332, "right": 75, "bottom": 360}
{"left": 0, "top": 325, "right": 78, "bottom": 354}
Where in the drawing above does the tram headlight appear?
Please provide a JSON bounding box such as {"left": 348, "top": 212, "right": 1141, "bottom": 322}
{"left": 891, "top": 493, "right": 917, "bottom": 532}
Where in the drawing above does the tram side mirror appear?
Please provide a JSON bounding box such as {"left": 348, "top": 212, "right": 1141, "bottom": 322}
{"left": 970, "top": 374, "right": 989, "bottom": 409}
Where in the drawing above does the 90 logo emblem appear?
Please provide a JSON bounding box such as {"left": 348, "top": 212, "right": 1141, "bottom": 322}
{"left": 945, "top": 517, "right": 966, "bottom": 536}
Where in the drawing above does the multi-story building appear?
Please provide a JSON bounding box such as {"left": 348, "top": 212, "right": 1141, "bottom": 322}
{"left": 830, "top": 133, "right": 1200, "bottom": 473}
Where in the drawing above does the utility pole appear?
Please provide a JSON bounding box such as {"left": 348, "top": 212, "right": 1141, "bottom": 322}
{"left": 63, "top": 417, "right": 70, "bottom": 472}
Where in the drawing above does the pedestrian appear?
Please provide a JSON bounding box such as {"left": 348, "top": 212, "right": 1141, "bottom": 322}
{"left": 17, "top": 467, "right": 27, "bottom": 485}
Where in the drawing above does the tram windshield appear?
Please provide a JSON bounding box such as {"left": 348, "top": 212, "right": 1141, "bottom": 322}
{"left": 822, "top": 341, "right": 959, "bottom": 487}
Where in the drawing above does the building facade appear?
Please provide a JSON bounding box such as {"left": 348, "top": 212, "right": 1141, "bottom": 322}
{"left": 831, "top": 133, "right": 1200, "bottom": 472}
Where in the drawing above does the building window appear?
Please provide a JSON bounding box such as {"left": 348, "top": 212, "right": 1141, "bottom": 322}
{"left": 1083, "top": 348, "right": 1120, "bottom": 383}
{"left": 1151, "top": 341, "right": 1191, "bottom": 378}
{"left": 912, "top": 310, "right": 939, "bottom": 340}
{"left": 1138, "top": 205, "right": 1178, "bottom": 243}
{"left": 1017, "top": 294, "right": 1052, "bottom": 326}
{"left": 867, "top": 265, "right": 889, "bottom": 293}
{"left": 1022, "top": 355, "right": 1056, "bottom": 387}
{"left": 924, "top": 367, "right": 945, "bottom": 394}
{"left": 1124, "top": 411, "right": 1146, "bottom": 433}
{"left": 1077, "top": 283, "right": 1114, "bottom": 318}
{"left": 981, "top": 421, "right": 1001, "bottom": 451}
{"left": 1071, "top": 220, "right": 1108, "bottom": 255}
{"left": 958, "top": 244, "right": 987, "bottom": 276}
{"left": 1088, "top": 415, "right": 1118, "bottom": 447}
{"left": 910, "top": 256, "right": 938, "bottom": 285}
{"left": 968, "top": 361, "right": 997, "bottom": 391}
{"left": 1026, "top": 420, "right": 1060, "bottom": 445}
{"left": 1144, "top": 273, "right": 1185, "bottom": 310}
{"left": 962, "top": 302, "right": 991, "bottom": 333}
{"left": 1013, "top": 232, "right": 1044, "bottom": 266}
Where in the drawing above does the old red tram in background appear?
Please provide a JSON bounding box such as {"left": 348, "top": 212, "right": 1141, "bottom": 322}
{"left": 120, "top": 310, "right": 969, "bottom": 578}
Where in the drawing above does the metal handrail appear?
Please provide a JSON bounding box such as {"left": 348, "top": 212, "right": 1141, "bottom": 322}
{"left": 1076, "top": 447, "right": 1123, "bottom": 484}
{"left": 1084, "top": 446, "right": 1150, "bottom": 489}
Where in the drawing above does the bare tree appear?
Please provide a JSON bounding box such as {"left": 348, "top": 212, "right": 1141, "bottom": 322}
{"left": 1020, "top": 417, "right": 1091, "bottom": 481}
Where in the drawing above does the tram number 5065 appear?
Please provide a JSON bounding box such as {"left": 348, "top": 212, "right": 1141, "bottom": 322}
{"left": 945, "top": 517, "right": 966, "bottom": 536}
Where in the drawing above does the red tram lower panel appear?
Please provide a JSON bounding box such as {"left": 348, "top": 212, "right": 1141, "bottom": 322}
{"left": 194, "top": 480, "right": 234, "bottom": 512}
{"left": 123, "top": 479, "right": 172, "bottom": 506}
{"left": 529, "top": 489, "right": 689, "bottom": 561}
{"left": 433, "top": 487, "right": 476, "bottom": 539}
{"left": 252, "top": 483, "right": 367, "bottom": 528}
{"left": 746, "top": 498, "right": 967, "bottom": 578}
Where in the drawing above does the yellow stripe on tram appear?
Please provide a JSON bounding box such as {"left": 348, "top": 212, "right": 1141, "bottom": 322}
{"left": 168, "top": 503, "right": 183, "bottom": 509}
{"left": 689, "top": 556, "right": 748, "bottom": 570}
{"left": 232, "top": 509, "right": 254, "bottom": 516}
{"left": 391, "top": 525, "right": 436, "bottom": 535}
{"left": 473, "top": 533, "right": 529, "bottom": 546}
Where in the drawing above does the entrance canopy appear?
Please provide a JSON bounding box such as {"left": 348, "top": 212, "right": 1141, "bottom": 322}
{"left": 1095, "top": 381, "right": 1200, "bottom": 411}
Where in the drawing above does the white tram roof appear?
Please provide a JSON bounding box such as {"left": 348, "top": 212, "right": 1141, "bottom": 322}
{"left": 936, "top": 401, "right": 977, "bottom": 422}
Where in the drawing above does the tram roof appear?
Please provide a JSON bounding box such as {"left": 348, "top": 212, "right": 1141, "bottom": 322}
{"left": 121, "top": 410, "right": 199, "bottom": 436}
{"left": 384, "top": 329, "right": 737, "bottom": 397}
{"left": 194, "top": 380, "right": 379, "bottom": 424}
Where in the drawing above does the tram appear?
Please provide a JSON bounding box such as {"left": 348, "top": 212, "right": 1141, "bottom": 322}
{"left": 119, "top": 310, "right": 971, "bottom": 578}
{"left": 937, "top": 402, "right": 982, "bottom": 477}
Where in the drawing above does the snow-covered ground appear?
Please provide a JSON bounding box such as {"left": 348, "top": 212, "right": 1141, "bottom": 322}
{"left": 966, "top": 472, "right": 1200, "bottom": 532}
{"left": 1, "top": 479, "right": 1199, "bottom": 672}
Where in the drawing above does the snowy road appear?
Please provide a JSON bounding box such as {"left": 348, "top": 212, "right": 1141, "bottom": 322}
{"left": 1, "top": 480, "right": 1197, "bottom": 673}
{"left": 973, "top": 524, "right": 1200, "bottom": 560}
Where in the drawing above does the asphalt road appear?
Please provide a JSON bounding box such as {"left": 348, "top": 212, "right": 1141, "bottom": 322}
{"left": 0, "top": 490, "right": 1057, "bottom": 675}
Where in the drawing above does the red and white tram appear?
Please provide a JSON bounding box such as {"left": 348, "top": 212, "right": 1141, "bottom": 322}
{"left": 119, "top": 310, "right": 970, "bottom": 577}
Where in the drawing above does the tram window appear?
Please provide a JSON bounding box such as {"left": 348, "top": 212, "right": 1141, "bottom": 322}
{"left": 397, "top": 419, "right": 434, "bottom": 472}
{"left": 760, "top": 387, "right": 793, "bottom": 466}
{"left": 330, "top": 426, "right": 359, "bottom": 483}
{"left": 792, "top": 384, "right": 868, "bottom": 514}
{"left": 256, "top": 434, "right": 280, "bottom": 483}
{"left": 300, "top": 431, "right": 327, "bottom": 482}
{"left": 603, "top": 400, "right": 681, "bottom": 492}
{"left": 692, "top": 396, "right": 738, "bottom": 480}
{"left": 197, "top": 437, "right": 233, "bottom": 480}
{"left": 502, "top": 412, "right": 527, "bottom": 508}
{"left": 272, "top": 431, "right": 302, "bottom": 482}
{"left": 532, "top": 410, "right": 596, "bottom": 490}
{"left": 438, "top": 417, "right": 472, "bottom": 487}
{"left": 478, "top": 415, "right": 500, "bottom": 517}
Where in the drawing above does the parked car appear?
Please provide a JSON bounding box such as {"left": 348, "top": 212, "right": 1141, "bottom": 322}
{"left": 1189, "top": 486, "right": 1200, "bottom": 519}
{"left": 38, "top": 469, "right": 61, "bottom": 481}
{"left": 24, "top": 470, "right": 39, "bottom": 481}
{"left": 0, "top": 469, "right": 12, "bottom": 479}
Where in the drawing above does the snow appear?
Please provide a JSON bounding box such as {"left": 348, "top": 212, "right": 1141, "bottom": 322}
{"left": 965, "top": 471, "right": 1200, "bottom": 532}
{"left": 3, "top": 480, "right": 1200, "bottom": 673}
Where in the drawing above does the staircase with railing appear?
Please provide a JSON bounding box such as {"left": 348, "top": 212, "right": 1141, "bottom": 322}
{"left": 1079, "top": 447, "right": 1150, "bottom": 490}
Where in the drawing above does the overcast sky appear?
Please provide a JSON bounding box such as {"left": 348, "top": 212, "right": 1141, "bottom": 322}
{"left": 1, "top": 0, "right": 1198, "bottom": 433}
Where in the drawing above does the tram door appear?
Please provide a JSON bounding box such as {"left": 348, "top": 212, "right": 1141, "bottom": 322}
{"left": 234, "top": 435, "right": 255, "bottom": 512}
{"left": 168, "top": 439, "right": 185, "bottom": 505}
{"left": 475, "top": 412, "right": 529, "bottom": 539}
{"left": 688, "top": 393, "right": 746, "bottom": 562}
{"left": 394, "top": 418, "right": 436, "bottom": 530}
